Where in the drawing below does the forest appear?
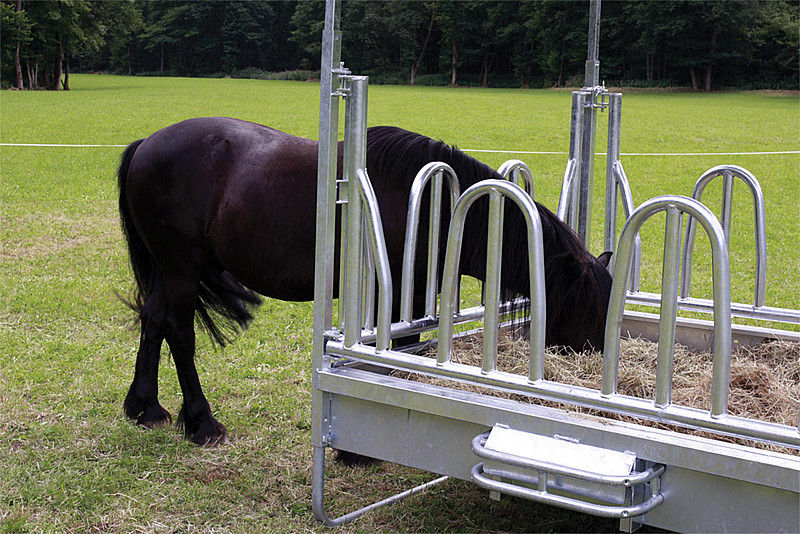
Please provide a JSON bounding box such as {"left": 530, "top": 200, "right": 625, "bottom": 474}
{"left": 2, "top": 0, "right": 798, "bottom": 92}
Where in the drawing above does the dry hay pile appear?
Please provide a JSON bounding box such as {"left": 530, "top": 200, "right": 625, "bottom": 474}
{"left": 396, "top": 332, "right": 800, "bottom": 454}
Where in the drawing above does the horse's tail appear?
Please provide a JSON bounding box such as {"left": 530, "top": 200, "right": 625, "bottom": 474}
{"left": 118, "top": 139, "right": 155, "bottom": 314}
{"left": 117, "top": 139, "right": 261, "bottom": 346}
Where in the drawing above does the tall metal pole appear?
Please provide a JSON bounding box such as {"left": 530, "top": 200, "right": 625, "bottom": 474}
{"left": 576, "top": 0, "right": 602, "bottom": 248}
{"left": 584, "top": 0, "right": 601, "bottom": 90}
{"left": 312, "top": 0, "right": 342, "bottom": 451}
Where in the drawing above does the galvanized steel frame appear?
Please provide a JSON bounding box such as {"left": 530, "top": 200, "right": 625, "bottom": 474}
{"left": 311, "top": 0, "right": 800, "bottom": 529}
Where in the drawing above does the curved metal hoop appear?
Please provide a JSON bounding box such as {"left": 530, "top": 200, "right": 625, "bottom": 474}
{"left": 438, "top": 179, "right": 547, "bottom": 382}
{"left": 399, "top": 162, "right": 461, "bottom": 322}
{"left": 603, "top": 195, "right": 732, "bottom": 417}
{"left": 680, "top": 165, "right": 767, "bottom": 308}
{"left": 497, "top": 159, "right": 535, "bottom": 198}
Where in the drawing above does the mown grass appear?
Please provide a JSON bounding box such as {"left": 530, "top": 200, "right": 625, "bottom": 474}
{"left": 1, "top": 75, "right": 798, "bottom": 533}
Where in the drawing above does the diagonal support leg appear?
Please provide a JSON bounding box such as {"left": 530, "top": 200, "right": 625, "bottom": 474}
{"left": 311, "top": 445, "right": 450, "bottom": 526}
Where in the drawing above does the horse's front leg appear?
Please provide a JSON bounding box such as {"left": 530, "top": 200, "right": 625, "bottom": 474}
{"left": 164, "top": 279, "right": 228, "bottom": 446}
{"left": 124, "top": 294, "right": 173, "bottom": 428}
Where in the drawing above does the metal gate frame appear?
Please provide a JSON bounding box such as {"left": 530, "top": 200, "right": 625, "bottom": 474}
{"left": 310, "top": 0, "right": 800, "bottom": 531}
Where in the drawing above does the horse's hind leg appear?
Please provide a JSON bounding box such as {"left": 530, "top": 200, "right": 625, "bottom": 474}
{"left": 124, "top": 285, "right": 173, "bottom": 428}
{"left": 163, "top": 275, "right": 228, "bottom": 446}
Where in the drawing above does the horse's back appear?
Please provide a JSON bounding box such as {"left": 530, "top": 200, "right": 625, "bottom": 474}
{"left": 124, "top": 117, "right": 321, "bottom": 300}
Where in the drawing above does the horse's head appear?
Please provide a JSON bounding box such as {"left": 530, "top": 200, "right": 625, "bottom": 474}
{"left": 544, "top": 250, "right": 613, "bottom": 353}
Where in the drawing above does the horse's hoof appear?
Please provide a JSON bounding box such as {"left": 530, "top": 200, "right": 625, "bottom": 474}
{"left": 140, "top": 416, "right": 171, "bottom": 429}
{"left": 134, "top": 405, "right": 173, "bottom": 429}
{"left": 334, "top": 449, "right": 381, "bottom": 467}
{"left": 190, "top": 419, "right": 229, "bottom": 447}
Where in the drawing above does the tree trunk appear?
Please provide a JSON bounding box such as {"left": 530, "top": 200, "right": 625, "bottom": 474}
{"left": 26, "top": 61, "right": 39, "bottom": 90}
{"left": 54, "top": 41, "right": 64, "bottom": 91}
{"left": 704, "top": 65, "right": 713, "bottom": 92}
{"left": 63, "top": 57, "right": 70, "bottom": 91}
{"left": 689, "top": 66, "right": 699, "bottom": 91}
{"left": 411, "top": 7, "right": 435, "bottom": 85}
{"left": 556, "top": 40, "right": 566, "bottom": 87}
{"left": 450, "top": 38, "right": 457, "bottom": 86}
{"left": 160, "top": 44, "right": 164, "bottom": 72}
{"left": 704, "top": 31, "right": 717, "bottom": 91}
{"left": 14, "top": 0, "right": 23, "bottom": 89}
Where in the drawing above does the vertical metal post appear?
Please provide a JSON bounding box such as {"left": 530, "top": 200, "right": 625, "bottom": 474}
{"left": 575, "top": 0, "right": 603, "bottom": 247}
{"left": 720, "top": 169, "right": 734, "bottom": 245}
{"left": 482, "top": 190, "right": 504, "bottom": 375}
{"left": 312, "top": 0, "right": 342, "bottom": 450}
{"left": 342, "top": 76, "right": 369, "bottom": 348}
{"left": 584, "top": 0, "right": 601, "bottom": 90}
{"left": 561, "top": 92, "right": 584, "bottom": 228}
{"left": 604, "top": 93, "right": 622, "bottom": 254}
{"left": 426, "top": 170, "right": 444, "bottom": 316}
{"left": 655, "top": 207, "right": 682, "bottom": 408}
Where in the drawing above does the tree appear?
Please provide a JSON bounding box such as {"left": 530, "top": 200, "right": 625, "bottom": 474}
{"left": 1, "top": 0, "right": 31, "bottom": 89}
{"left": 2, "top": 0, "right": 135, "bottom": 90}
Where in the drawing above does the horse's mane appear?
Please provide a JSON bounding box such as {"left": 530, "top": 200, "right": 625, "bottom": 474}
{"left": 365, "top": 125, "right": 592, "bottom": 263}
{"left": 365, "top": 125, "right": 611, "bottom": 350}
{"left": 366, "top": 126, "right": 495, "bottom": 191}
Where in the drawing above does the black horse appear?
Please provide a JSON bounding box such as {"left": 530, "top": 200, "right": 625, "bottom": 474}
{"left": 118, "top": 117, "right": 612, "bottom": 445}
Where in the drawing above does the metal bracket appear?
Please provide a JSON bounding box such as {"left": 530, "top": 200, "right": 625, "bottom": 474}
{"left": 593, "top": 84, "right": 610, "bottom": 111}
{"left": 331, "top": 62, "right": 352, "bottom": 98}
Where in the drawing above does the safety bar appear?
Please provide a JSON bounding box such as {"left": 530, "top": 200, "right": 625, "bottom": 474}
{"left": 470, "top": 432, "right": 665, "bottom": 519}
{"left": 556, "top": 158, "right": 578, "bottom": 223}
{"left": 437, "top": 179, "right": 547, "bottom": 381}
{"left": 354, "top": 169, "right": 393, "bottom": 351}
{"left": 399, "top": 162, "right": 461, "bottom": 323}
{"left": 681, "top": 165, "right": 767, "bottom": 308}
{"left": 603, "top": 195, "right": 732, "bottom": 417}
{"left": 497, "top": 159, "right": 535, "bottom": 198}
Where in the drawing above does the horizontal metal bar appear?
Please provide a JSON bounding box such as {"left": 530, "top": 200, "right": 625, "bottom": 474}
{"left": 626, "top": 291, "right": 800, "bottom": 325}
{"left": 471, "top": 463, "right": 664, "bottom": 519}
{"left": 337, "top": 298, "right": 529, "bottom": 346}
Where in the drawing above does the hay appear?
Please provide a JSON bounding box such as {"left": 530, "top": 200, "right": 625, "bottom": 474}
{"left": 395, "top": 331, "right": 800, "bottom": 454}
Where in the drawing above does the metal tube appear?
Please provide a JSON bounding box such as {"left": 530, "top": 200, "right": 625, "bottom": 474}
{"left": 482, "top": 190, "right": 504, "bottom": 374}
{"left": 557, "top": 158, "right": 578, "bottom": 222}
{"left": 654, "top": 207, "right": 682, "bottom": 408}
{"left": 603, "top": 195, "right": 731, "bottom": 412}
{"left": 613, "top": 161, "right": 641, "bottom": 292}
{"left": 681, "top": 165, "right": 767, "bottom": 308}
{"left": 399, "top": 162, "right": 460, "bottom": 322}
{"left": 342, "top": 76, "right": 368, "bottom": 347}
{"left": 471, "top": 465, "right": 665, "bottom": 519}
{"left": 426, "top": 170, "right": 444, "bottom": 317}
{"left": 721, "top": 169, "right": 734, "bottom": 245}
{"left": 312, "top": 444, "right": 449, "bottom": 526}
{"left": 584, "top": 0, "right": 602, "bottom": 90}
{"left": 577, "top": 90, "right": 597, "bottom": 247}
{"left": 604, "top": 93, "right": 622, "bottom": 255}
{"left": 356, "top": 168, "right": 392, "bottom": 351}
{"left": 498, "top": 159, "right": 535, "bottom": 198}
{"left": 311, "top": 0, "right": 342, "bottom": 449}
{"left": 437, "top": 180, "right": 546, "bottom": 377}
{"left": 562, "top": 92, "right": 585, "bottom": 229}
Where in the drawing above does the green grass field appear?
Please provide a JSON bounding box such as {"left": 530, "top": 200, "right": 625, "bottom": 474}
{"left": 1, "top": 75, "right": 798, "bottom": 533}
